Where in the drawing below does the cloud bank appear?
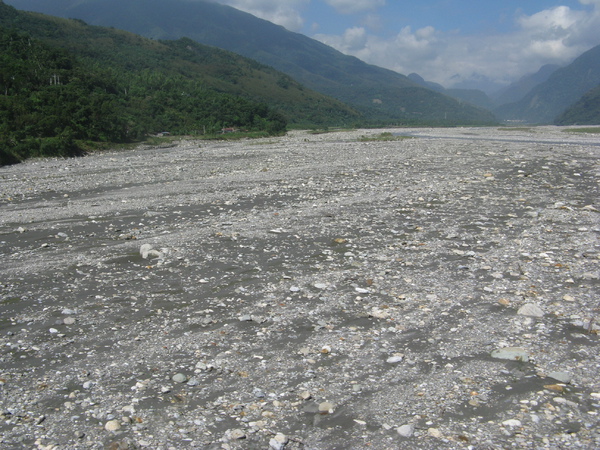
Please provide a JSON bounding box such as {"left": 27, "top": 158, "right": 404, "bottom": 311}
{"left": 213, "top": 0, "right": 600, "bottom": 91}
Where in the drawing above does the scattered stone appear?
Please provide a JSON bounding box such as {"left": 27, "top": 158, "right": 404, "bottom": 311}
{"left": 502, "top": 419, "right": 522, "bottom": 428}
{"left": 428, "top": 428, "right": 442, "bottom": 438}
{"left": 397, "top": 424, "right": 414, "bottom": 437}
{"left": 1, "top": 128, "right": 597, "bottom": 449}
{"left": 547, "top": 371, "right": 573, "bottom": 384}
{"left": 104, "top": 420, "right": 121, "bottom": 432}
{"left": 517, "top": 303, "right": 544, "bottom": 318}
{"left": 139, "top": 244, "right": 161, "bottom": 259}
{"left": 491, "top": 347, "right": 530, "bottom": 362}
{"left": 172, "top": 373, "right": 187, "bottom": 383}
{"left": 224, "top": 429, "right": 246, "bottom": 441}
{"left": 318, "top": 402, "right": 335, "bottom": 414}
{"left": 269, "top": 433, "right": 288, "bottom": 450}
{"left": 299, "top": 391, "right": 312, "bottom": 400}
{"left": 386, "top": 355, "right": 404, "bottom": 364}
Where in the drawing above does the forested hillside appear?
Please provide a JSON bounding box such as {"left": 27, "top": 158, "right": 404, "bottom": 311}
{"left": 5, "top": 0, "right": 498, "bottom": 125}
{"left": 0, "top": 2, "right": 359, "bottom": 165}
{"left": 555, "top": 85, "right": 600, "bottom": 125}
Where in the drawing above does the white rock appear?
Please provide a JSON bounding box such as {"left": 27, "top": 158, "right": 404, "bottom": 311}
{"left": 269, "top": 433, "right": 288, "bottom": 450}
{"left": 517, "top": 303, "right": 544, "bottom": 318}
{"left": 386, "top": 355, "right": 404, "bottom": 364}
{"left": 318, "top": 402, "right": 335, "bottom": 414}
{"left": 428, "top": 428, "right": 442, "bottom": 438}
{"left": 172, "top": 373, "right": 187, "bottom": 383}
{"left": 140, "top": 243, "right": 162, "bottom": 259}
{"left": 397, "top": 424, "right": 414, "bottom": 437}
{"left": 491, "top": 347, "right": 530, "bottom": 362}
{"left": 502, "top": 419, "right": 522, "bottom": 427}
{"left": 104, "top": 419, "right": 121, "bottom": 431}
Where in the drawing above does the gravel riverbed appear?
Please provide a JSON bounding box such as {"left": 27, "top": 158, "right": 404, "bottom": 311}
{"left": 1, "top": 127, "right": 599, "bottom": 449}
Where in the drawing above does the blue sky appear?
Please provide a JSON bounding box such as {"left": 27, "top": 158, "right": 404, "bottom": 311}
{"left": 214, "top": 0, "right": 600, "bottom": 92}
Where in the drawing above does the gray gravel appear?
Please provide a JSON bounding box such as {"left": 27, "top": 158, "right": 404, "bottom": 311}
{"left": 1, "top": 126, "right": 599, "bottom": 449}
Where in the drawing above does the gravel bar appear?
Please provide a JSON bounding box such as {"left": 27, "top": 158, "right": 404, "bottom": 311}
{"left": 1, "top": 127, "right": 599, "bottom": 449}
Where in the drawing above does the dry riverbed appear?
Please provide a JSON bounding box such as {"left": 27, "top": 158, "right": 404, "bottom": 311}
{"left": 1, "top": 127, "right": 599, "bottom": 449}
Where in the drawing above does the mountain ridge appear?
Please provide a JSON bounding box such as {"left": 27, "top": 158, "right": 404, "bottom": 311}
{"left": 494, "top": 44, "right": 600, "bottom": 124}
{"left": 5, "top": 0, "right": 498, "bottom": 125}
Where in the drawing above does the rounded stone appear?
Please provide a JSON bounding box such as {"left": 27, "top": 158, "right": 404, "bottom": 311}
{"left": 172, "top": 373, "right": 187, "bottom": 383}
{"left": 104, "top": 419, "right": 121, "bottom": 432}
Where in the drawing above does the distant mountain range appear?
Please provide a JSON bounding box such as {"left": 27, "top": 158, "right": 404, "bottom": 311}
{"left": 494, "top": 45, "right": 600, "bottom": 124}
{"left": 5, "top": 0, "right": 599, "bottom": 125}
{"left": 4, "top": 0, "right": 497, "bottom": 125}
{"left": 407, "top": 73, "right": 495, "bottom": 111}
{"left": 555, "top": 84, "right": 600, "bottom": 125}
{"left": 492, "top": 64, "right": 560, "bottom": 106}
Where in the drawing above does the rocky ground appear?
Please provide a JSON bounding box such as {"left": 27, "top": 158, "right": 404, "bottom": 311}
{"left": 0, "top": 126, "right": 599, "bottom": 449}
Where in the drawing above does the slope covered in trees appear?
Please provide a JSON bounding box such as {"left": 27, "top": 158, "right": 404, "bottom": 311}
{"left": 0, "top": 2, "right": 359, "bottom": 164}
{"left": 555, "top": 84, "right": 600, "bottom": 125}
{"left": 5, "top": 0, "right": 498, "bottom": 125}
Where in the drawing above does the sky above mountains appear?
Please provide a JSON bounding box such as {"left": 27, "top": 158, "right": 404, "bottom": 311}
{"left": 213, "top": 0, "right": 600, "bottom": 92}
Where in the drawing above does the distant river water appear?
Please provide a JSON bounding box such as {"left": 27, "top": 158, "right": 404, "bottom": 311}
{"left": 394, "top": 132, "right": 600, "bottom": 147}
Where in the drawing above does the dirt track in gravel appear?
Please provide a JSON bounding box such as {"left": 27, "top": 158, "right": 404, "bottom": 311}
{"left": 1, "top": 127, "right": 599, "bottom": 449}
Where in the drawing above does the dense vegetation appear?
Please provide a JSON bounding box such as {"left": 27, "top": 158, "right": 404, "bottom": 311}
{"left": 555, "top": 84, "right": 600, "bottom": 125}
{"left": 5, "top": 0, "right": 498, "bottom": 125}
{"left": 0, "top": 2, "right": 360, "bottom": 165}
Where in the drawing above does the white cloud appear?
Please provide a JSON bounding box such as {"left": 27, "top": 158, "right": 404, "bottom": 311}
{"left": 209, "top": 0, "right": 600, "bottom": 90}
{"left": 315, "top": 3, "right": 600, "bottom": 91}
{"left": 324, "top": 0, "right": 385, "bottom": 14}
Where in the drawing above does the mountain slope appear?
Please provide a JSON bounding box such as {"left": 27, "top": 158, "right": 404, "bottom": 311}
{"left": 555, "top": 84, "right": 600, "bottom": 125}
{"left": 0, "top": 2, "right": 359, "bottom": 129}
{"left": 5, "top": 0, "right": 497, "bottom": 125}
{"left": 407, "top": 73, "right": 494, "bottom": 110}
{"left": 492, "top": 64, "right": 560, "bottom": 107}
{"left": 494, "top": 45, "right": 600, "bottom": 124}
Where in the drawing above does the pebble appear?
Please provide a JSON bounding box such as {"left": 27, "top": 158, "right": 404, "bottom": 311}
{"left": 397, "top": 424, "right": 414, "bottom": 437}
{"left": 269, "top": 433, "right": 288, "bottom": 450}
{"left": 224, "top": 429, "right": 246, "bottom": 441}
{"left": 172, "top": 373, "right": 187, "bottom": 383}
{"left": 517, "top": 303, "right": 544, "bottom": 318}
{"left": 386, "top": 355, "right": 404, "bottom": 364}
{"left": 547, "top": 371, "right": 573, "bottom": 384}
{"left": 491, "top": 347, "right": 530, "bottom": 362}
{"left": 428, "top": 428, "right": 442, "bottom": 438}
{"left": 502, "top": 419, "right": 522, "bottom": 428}
{"left": 318, "top": 402, "right": 335, "bottom": 414}
{"left": 104, "top": 420, "right": 121, "bottom": 431}
{"left": 139, "top": 243, "right": 162, "bottom": 259}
